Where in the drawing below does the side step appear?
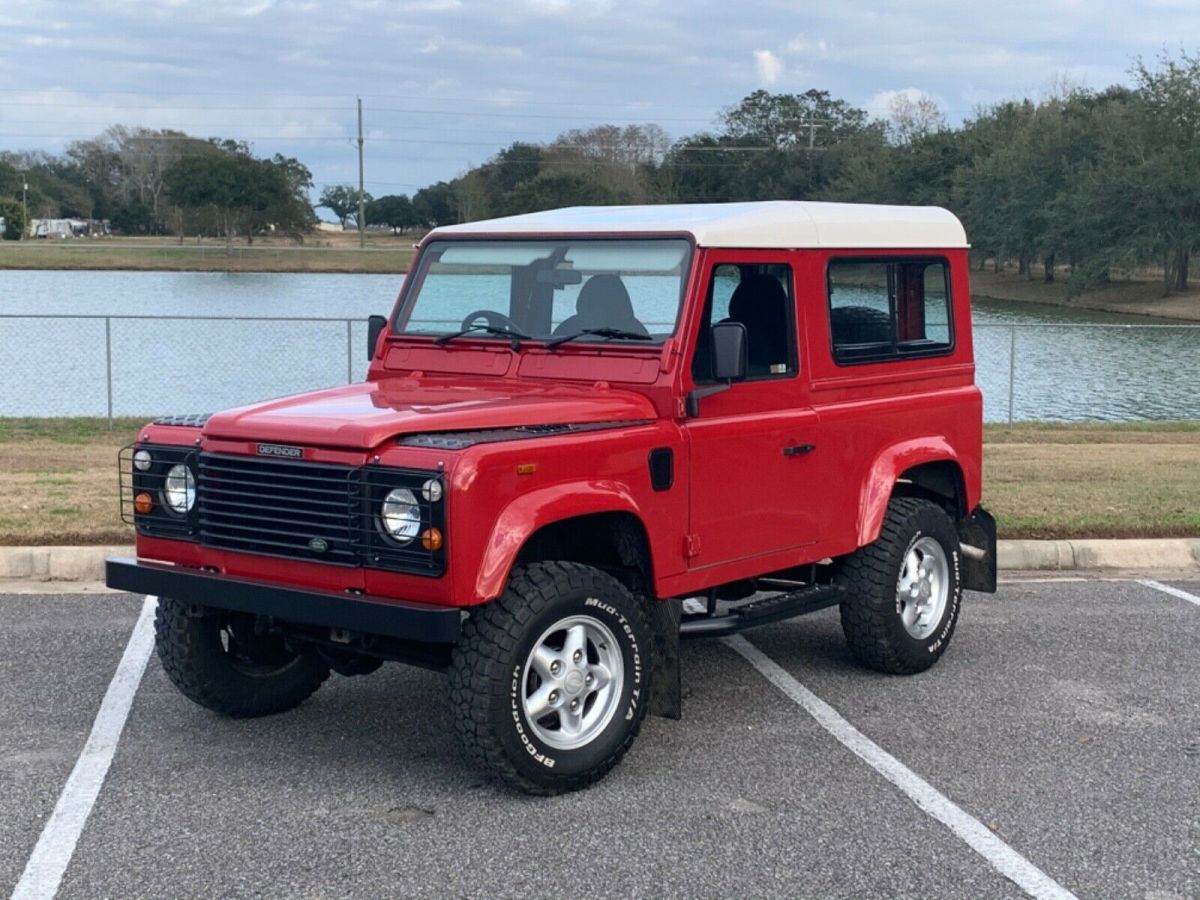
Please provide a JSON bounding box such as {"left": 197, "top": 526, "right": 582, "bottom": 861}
{"left": 679, "top": 584, "right": 845, "bottom": 639}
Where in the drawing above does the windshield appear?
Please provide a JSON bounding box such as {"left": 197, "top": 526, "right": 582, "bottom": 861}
{"left": 395, "top": 238, "right": 692, "bottom": 344}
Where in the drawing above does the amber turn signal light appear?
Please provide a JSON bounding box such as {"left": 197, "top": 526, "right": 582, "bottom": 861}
{"left": 134, "top": 492, "right": 153, "bottom": 514}
{"left": 421, "top": 527, "right": 443, "bottom": 551}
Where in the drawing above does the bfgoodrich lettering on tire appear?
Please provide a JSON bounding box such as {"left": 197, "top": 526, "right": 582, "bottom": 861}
{"left": 835, "top": 497, "right": 963, "bottom": 675}
{"left": 448, "top": 561, "right": 652, "bottom": 795}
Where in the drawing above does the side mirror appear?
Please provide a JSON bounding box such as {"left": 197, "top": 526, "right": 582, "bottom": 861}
{"left": 711, "top": 321, "right": 748, "bottom": 382}
{"left": 367, "top": 314, "right": 388, "bottom": 361}
{"left": 686, "top": 322, "right": 748, "bottom": 417}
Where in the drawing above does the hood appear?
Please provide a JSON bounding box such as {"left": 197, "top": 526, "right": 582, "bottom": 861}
{"left": 203, "top": 377, "right": 657, "bottom": 450}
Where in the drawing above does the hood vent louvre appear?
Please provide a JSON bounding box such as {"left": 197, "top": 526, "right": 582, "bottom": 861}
{"left": 399, "top": 419, "right": 651, "bottom": 451}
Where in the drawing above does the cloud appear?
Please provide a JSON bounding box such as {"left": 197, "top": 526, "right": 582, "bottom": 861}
{"left": 0, "top": 0, "right": 1195, "bottom": 194}
{"left": 784, "top": 33, "right": 828, "bottom": 58}
{"left": 753, "top": 49, "right": 783, "bottom": 85}
{"left": 866, "top": 87, "right": 941, "bottom": 116}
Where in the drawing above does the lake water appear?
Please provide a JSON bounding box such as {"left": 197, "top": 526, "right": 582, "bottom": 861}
{"left": 0, "top": 270, "right": 1197, "bottom": 422}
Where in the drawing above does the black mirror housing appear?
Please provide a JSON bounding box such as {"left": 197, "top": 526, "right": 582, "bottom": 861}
{"left": 711, "top": 321, "right": 748, "bottom": 382}
{"left": 535, "top": 268, "right": 583, "bottom": 287}
{"left": 367, "top": 314, "right": 388, "bottom": 361}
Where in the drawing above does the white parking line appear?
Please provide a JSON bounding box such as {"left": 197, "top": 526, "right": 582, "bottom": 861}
{"left": 12, "top": 596, "right": 157, "bottom": 900}
{"left": 1138, "top": 579, "right": 1200, "bottom": 607}
{"left": 723, "top": 634, "right": 1077, "bottom": 900}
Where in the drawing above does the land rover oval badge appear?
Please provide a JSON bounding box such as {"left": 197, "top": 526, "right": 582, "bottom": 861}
{"left": 308, "top": 538, "right": 329, "bottom": 553}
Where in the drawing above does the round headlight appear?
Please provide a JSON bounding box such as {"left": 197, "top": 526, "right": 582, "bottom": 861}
{"left": 421, "top": 478, "right": 443, "bottom": 503}
{"left": 163, "top": 463, "right": 195, "bottom": 515}
{"left": 381, "top": 488, "right": 421, "bottom": 543}
{"left": 133, "top": 449, "right": 152, "bottom": 471}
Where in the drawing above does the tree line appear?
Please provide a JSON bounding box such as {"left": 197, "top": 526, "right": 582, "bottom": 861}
{"left": 376, "top": 51, "right": 1200, "bottom": 295}
{"left": 3, "top": 51, "right": 1199, "bottom": 292}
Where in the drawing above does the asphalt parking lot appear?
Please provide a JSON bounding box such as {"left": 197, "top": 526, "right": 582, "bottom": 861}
{"left": 2, "top": 578, "right": 1197, "bottom": 899}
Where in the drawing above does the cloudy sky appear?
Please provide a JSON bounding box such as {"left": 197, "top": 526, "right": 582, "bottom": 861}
{"left": 1, "top": 0, "right": 1195, "bottom": 214}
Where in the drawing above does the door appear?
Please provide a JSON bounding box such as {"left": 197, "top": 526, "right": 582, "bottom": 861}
{"left": 683, "top": 255, "right": 822, "bottom": 571}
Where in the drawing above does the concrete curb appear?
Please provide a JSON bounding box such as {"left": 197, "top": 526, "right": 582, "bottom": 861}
{"left": 1, "top": 539, "right": 1199, "bottom": 583}
{"left": 998, "top": 538, "right": 1200, "bottom": 571}
{"left": 0, "top": 546, "right": 134, "bottom": 582}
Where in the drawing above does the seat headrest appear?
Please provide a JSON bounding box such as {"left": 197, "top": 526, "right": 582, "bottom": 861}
{"left": 577, "top": 274, "right": 634, "bottom": 318}
{"left": 728, "top": 274, "right": 787, "bottom": 321}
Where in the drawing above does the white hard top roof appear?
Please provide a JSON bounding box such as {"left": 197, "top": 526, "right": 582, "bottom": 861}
{"left": 428, "top": 200, "right": 968, "bottom": 249}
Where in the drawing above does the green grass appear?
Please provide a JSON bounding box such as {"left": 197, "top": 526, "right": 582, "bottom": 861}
{"left": 0, "top": 240, "right": 414, "bottom": 274}
{"left": 0, "top": 418, "right": 1197, "bottom": 544}
{"left": 0, "top": 417, "right": 143, "bottom": 443}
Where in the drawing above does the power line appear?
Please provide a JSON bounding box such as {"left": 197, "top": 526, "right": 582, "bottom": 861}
{"left": 0, "top": 132, "right": 820, "bottom": 154}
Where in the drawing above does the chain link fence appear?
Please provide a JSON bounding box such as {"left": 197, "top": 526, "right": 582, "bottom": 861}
{"left": 1, "top": 315, "right": 1198, "bottom": 423}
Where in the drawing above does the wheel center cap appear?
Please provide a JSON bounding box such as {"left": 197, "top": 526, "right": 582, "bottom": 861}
{"left": 563, "top": 669, "right": 586, "bottom": 695}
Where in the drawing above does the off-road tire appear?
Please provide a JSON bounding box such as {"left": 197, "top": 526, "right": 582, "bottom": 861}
{"left": 835, "top": 497, "right": 962, "bottom": 675}
{"left": 448, "top": 562, "right": 652, "bottom": 795}
{"left": 154, "top": 597, "right": 331, "bottom": 718}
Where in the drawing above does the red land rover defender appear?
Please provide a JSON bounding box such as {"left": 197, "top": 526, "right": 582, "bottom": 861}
{"left": 108, "top": 201, "right": 997, "bottom": 794}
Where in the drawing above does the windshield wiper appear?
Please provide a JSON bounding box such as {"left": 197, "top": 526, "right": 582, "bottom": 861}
{"left": 545, "top": 327, "right": 654, "bottom": 349}
{"left": 434, "top": 324, "right": 531, "bottom": 348}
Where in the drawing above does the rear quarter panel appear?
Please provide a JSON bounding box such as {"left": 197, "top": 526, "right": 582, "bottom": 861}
{"left": 798, "top": 247, "right": 982, "bottom": 557}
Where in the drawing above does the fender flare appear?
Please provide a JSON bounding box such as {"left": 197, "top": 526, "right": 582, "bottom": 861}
{"left": 473, "top": 481, "right": 646, "bottom": 602}
{"left": 856, "top": 437, "right": 964, "bottom": 547}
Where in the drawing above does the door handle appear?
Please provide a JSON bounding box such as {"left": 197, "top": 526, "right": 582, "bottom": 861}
{"left": 783, "top": 444, "right": 815, "bottom": 457}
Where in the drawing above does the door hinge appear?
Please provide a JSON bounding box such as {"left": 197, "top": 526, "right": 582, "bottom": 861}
{"left": 684, "top": 534, "right": 702, "bottom": 558}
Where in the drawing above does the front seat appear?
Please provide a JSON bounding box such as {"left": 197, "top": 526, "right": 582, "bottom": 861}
{"left": 554, "top": 274, "right": 650, "bottom": 336}
{"left": 722, "top": 274, "right": 790, "bottom": 375}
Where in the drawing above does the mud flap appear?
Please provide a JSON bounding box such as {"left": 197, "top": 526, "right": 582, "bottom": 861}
{"left": 958, "top": 506, "right": 997, "bottom": 593}
{"left": 647, "top": 597, "right": 682, "bottom": 720}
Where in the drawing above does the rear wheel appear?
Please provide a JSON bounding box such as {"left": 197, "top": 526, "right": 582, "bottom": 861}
{"left": 448, "top": 562, "right": 651, "bottom": 795}
{"left": 154, "top": 598, "right": 331, "bottom": 718}
{"left": 835, "top": 497, "right": 962, "bottom": 674}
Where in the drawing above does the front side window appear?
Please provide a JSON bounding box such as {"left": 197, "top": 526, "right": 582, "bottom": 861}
{"left": 827, "top": 258, "right": 953, "bottom": 364}
{"left": 692, "top": 263, "right": 796, "bottom": 381}
{"left": 396, "top": 239, "right": 691, "bottom": 344}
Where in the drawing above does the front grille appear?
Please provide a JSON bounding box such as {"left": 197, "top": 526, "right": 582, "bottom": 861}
{"left": 198, "top": 454, "right": 360, "bottom": 565}
{"left": 191, "top": 452, "right": 446, "bottom": 576}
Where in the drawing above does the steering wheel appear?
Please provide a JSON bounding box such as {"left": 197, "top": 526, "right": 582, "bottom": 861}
{"left": 460, "top": 309, "right": 522, "bottom": 333}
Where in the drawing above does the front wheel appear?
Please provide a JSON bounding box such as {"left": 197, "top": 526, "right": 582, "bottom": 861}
{"left": 835, "top": 497, "right": 963, "bottom": 675}
{"left": 448, "top": 562, "right": 652, "bottom": 795}
{"left": 154, "top": 598, "right": 331, "bottom": 718}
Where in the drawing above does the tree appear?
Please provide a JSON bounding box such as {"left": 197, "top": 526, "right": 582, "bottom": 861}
{"left": 319, "top": 184, "right": 370, "bottom": 229}
{"left": 885, "top": 93, "right": 947, "bottom": 145}
{"left": 247, "top": 154, "right": 315, "bottom": 241}
{"left": 720, "top": 89, "right": 872, "bottom": 149}
{"left": 366, "top": 194, "right": 417, "bottom": 233}
{"left": 412, "top": 181, "right": 458, "bottom": 227}
{"left": 545, "top": 124, "right": 671, "bottom": 202}
{"left": 66, "top": 126, "right": 211, "bottom": 233}
{"left": 506, "top": 171, "right": 628, "bottom": 214}
{"left": 1128, "top": 51, "right": 1200, "bottom": 292}
{"left": 165, "top": 149, "right": 308, "bottom": 253}
{"left": 0, "top": 198, "right": 26, "bottom": 240}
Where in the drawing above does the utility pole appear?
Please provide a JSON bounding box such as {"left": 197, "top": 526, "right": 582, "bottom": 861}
{"left": 806, "top": 113, "right": 822, "bottom": 149}
{"left": 21, "top": 177, "right": 28, "bottom": 240}
{"left": 357, "top": 97, "right": 365, "bottom": 250}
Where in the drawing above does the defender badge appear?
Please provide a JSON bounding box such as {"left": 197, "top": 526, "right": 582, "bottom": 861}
{"left": 307, "top": 538, "right": 329, "bottom": 553}
{"left": 256, "top": 443, "right": 304, "bottom": 459}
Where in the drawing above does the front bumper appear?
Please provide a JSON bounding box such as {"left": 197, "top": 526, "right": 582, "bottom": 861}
{"left": 105, "top": 557, "right": 463, "bottom": 644}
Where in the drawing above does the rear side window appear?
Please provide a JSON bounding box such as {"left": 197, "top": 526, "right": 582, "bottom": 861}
{"left": 827, "top": 259, "right": 953, "bottom": 364}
